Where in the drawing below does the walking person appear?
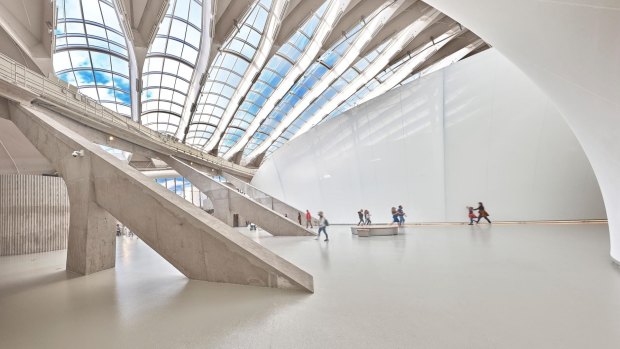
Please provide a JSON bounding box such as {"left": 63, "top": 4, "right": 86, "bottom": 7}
{"left": 357, "top": 209, "right": 365, "bottom": 225}
{"left": 390, "top": 207, "right": 400, "bottom": 225}
{"left": 364, "top": 209, "right": 372, "bottom": 225}
{"left": 467, "top": 206, "right": 477, "bottom": 225}
{"left": 315, "top": 211, "right": 329, "bottom": 241}
{"left": 397, "top": 205, "right": 406, "bottom": 226}
{"left": 475, "top": 202, "right": 491, "bottom": 224}
{"left": 297, "top": 212, "right": 302, "bottom": 225}
{"left": 306, "top": 209, "right": 313, "bottom": 228}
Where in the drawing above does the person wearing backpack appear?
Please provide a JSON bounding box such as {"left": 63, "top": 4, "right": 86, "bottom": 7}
{"left": 316, "top": 211, "right": 329, "bottom": 241}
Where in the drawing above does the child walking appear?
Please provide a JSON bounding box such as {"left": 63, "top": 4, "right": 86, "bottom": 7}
{"left": 467, "top": 206, "right": 476, "bottom": 225}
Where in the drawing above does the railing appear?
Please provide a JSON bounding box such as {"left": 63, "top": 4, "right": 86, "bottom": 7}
{"left": 0, "top": 52, "right": 255, "bottom": 178}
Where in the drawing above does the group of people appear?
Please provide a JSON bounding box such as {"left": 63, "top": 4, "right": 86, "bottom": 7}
{"left": 296, "top": 209, "right": 330, "bottom": 241}
{"left": 297, "top": 210, "right": 314, "bottom": 228}
{"left": 390, "top": 205, "right": 407, "bottom": 226}
{"left": 467, "top": 202, "right": 491, "bottom": 224}
{"left": 356, "top": 209, "right": 372, "bottom": 225}
{"left": 285, "top": 201, "right": 490, "bottom": 243}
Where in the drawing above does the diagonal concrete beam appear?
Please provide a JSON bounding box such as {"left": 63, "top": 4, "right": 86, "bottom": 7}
{"left": 163, "top": 155, "right": 315, "bottom": 236}
{"left": 9, "top": 103, "right": 313, "bottom": 292}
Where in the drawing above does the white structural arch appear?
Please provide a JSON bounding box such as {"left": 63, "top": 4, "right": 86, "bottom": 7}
{"left": 410, "top": 0, "right": 620, "bottom": 262}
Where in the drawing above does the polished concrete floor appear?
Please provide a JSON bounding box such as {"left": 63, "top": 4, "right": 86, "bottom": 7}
{"left": 1, "top": 224, "right": 619, "bottom": 348}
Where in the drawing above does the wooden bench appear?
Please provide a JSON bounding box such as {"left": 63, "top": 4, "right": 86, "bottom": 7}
{"left": 350, "top": 226, "right": 399, "bottom": 237}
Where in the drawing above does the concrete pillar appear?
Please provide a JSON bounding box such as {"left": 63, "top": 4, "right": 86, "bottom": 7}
{"left": 6, "top": 100, "right": 116, "bottom": 274}
{"left": 62, "top": 152, "right": 116, "bottom": 274}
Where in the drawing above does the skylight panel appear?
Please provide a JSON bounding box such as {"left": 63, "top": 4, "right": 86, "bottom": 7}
{"left": 240, "top": 5, "right": 378, "bottom": 160}
{"left": 53, "top": 0, "right": 132, "bottom": 117}
{"left": 140, "top": 0, "right": 203, "bottom": 136}
{"left": 186, "top": 0, "right": 273, "bottom": 147}
{"left": 217, "top": 1, "right": 335, "bottom": 157}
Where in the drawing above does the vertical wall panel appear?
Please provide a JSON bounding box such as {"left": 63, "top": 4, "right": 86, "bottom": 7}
{"left": 0, "top": 174, "right": 69, "bottom": 256}
{"left": 251, "top": 49, "right": 606, "bottom": 223}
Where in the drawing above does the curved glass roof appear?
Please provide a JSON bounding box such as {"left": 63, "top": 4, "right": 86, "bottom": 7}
{"left": 241, "top": 20, "right": 365, "bottom": 158}
{"left": 141, "top": 0, "right": 203, "bottom": 136}
{"left": 51, "top": 0, "right": 485, "bottom": 166}
{"left": 185, "top": 0, "right": 272, "bottom": 148}
{"left": 263, "top": 40, "right": 392, "bottom": 158}
{"left": 217, "top": 1, "right": 330, "bottom": 157}
{"left": 53, "top": 0, "right": 132, "bottom": 117}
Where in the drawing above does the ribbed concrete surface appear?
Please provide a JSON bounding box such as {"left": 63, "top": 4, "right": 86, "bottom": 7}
{"left": 0, "top": 174, "right": 69, "bottom": 256}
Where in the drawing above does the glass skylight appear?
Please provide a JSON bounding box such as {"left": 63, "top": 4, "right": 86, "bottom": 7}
{"left": 53, "top": 0, "right": 132, "bottom": 117}
{"left": 49, "top": 0, "right": 482, "bottom": 166}
{"left": 264, "top": 40, "right": 392, "bottom": 157}
{"left": 185, "top": 0, "right": 272, "bottom": 148}
{"left": 216, "top": 1, "right": 329, "bottom": 157}
{"left": 241, "top": 20, "right": 365, "bottom": 158}
{"left": 141, "top": 0, "right": 203, "bottom": 136}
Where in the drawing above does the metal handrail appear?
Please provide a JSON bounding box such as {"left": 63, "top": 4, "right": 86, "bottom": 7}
{"left": 0, "top": 52, "right": 255, "bottom": 177}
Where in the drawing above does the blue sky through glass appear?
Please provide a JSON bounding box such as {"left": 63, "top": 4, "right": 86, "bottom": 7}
{"left": 242, "top": 19, "right": 365, "bottom": 158}
{"left": 186, "top": 0, "right": 272, "bottom": 148}
{"left": 141, "top": 0, "right": 203, "bottom": 136}
{"left": 53, "top": 0, "right": 132, "bottom": 117}
{"left": 217, "top": 1, "right": 329, "bottom": 156}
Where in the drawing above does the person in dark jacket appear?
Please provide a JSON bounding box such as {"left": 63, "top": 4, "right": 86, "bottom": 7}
{"left": 357, "top": 209, "right": 365, "bottom": 225}
{"left": 475, "top": 202, "right": 491, "bottom": 224}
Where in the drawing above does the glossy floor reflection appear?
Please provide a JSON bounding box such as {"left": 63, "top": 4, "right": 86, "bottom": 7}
{"left": 1, "top": 224, "right": 619, "bottom": 348}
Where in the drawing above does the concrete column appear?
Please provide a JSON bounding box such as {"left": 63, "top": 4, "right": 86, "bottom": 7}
{"left": 62, "top": 152, "right": 116, "bottom": 274}
{"left": 7, "top": 102, "right": 116, "bottom": 274}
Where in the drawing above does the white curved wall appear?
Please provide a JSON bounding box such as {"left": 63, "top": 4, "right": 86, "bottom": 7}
{"left": 251, "top": 49, "right": 606, "bottom": 224}
{"left": 422, "top": 0, "right": 620, "bottom": 262}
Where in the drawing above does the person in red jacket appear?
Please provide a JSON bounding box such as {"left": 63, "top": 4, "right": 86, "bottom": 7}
{"left": 467, "top": 206, "right": 476, "bottom": 225}
{"left": 305, "top": 210, "right": 313, "bottom": 228}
